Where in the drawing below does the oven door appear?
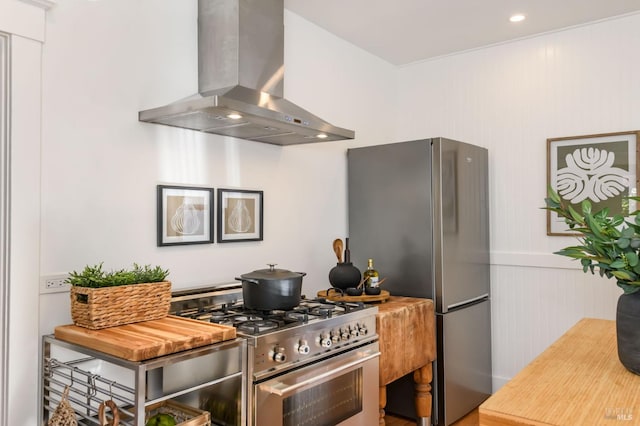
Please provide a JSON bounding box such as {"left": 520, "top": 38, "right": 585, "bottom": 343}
{"left": 254, "top": 341, "right": 380, "bottom": 426}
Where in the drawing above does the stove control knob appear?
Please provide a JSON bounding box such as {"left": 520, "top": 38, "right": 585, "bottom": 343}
{"left": 298, "top": 340, "right": 310, "bottom": 355}
{"left": 350, "top": 326, "right": 360, "bottom": 338}
{"left": 341, "top": 328, "right": 350, "bottom": 341}
{"left": 319, "top": 333, "right": 332, "bottom": 348}
{"left": 272, "top": 347, "right": 287, "bottom": 363}
{"left": 331, "top": 331, "right": 341, "bottom": 344}
{"left": 359, "top": 324, "right": 368, "bottom": 335}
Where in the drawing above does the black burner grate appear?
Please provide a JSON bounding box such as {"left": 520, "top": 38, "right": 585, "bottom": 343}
{"left": 172, "top": 296, "right": 368, "bottom": 335}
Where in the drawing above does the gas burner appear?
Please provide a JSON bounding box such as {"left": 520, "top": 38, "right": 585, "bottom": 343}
{"left": 210, "top": 317, "right": 235, "bottom": 326}
{"left": 305, "top": 303, "right": 337, "bottom": 318}
{"left": 237, "top": 319, "right": 281, "bottom": 335}
{"left": 311, "top": 297, "right": 366, "bottom": 311}
{"left": 340, "top": 301, "right": 366, "bottom": 312}
{"left": 233, "top": 314, "right": 264, "bottom": 322}
{"left": 194, "top": 313, "right": 215, "bottom": 321}
{"left": 210, "top": 313, "right": 265, "bottom": 326}
{"left": 284, "top": 310, "right": 310, "bottom": 323}
{"left": 210, "top": 312, "right": 227, "bottom": 321}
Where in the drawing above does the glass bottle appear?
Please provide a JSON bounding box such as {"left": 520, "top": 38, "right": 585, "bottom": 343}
{"left": 363, "top": 258, "right": 379, "bottom": 288}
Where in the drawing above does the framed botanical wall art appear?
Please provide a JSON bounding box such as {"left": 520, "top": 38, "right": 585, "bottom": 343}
{"left": 157, "top": 185, "right": 214, "bottom": 246}
{"left": 217, "top": 189, "right": 263, "bottom": 243}
{"left": 547, "top": 131, "right": 640, "bottom": 235}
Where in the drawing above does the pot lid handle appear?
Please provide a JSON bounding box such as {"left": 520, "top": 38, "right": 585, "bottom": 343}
{"left": 236, "top": 277, "right": 260, "bottom": 284}
{"left": 267, "top": 263, "right": 277, "bottom": 271}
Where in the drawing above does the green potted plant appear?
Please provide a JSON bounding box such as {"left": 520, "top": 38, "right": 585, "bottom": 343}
{"left": 67, "top": 262, "right": 171, "bottom": 329}
{"left": 544, "top": 187, "right": 640, "bottom": 374}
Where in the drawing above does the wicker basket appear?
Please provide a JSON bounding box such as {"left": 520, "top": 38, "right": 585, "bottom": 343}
{"left": 145, "top": 400, "right": 211, "bottom": 426}
{"left": 70, "top": 281, "right": 171, "bottom": 329}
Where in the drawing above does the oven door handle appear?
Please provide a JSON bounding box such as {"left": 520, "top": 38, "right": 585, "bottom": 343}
{"left": 258, "top": 351, "right": 380, "bottom": 397}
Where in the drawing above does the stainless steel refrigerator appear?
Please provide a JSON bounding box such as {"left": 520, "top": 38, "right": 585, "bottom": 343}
{"left": 347, "top": 138, "right": 492, "bottom": 426}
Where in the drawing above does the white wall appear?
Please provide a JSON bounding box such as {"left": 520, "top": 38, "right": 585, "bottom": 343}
{"left": 396, "top": 13, "right": 640, "bottom": 388}
{"left": 1, "top": 0, "right": 48, "bottom": 423}
{"left": 33, "top": 0, "right": 396, "bottom": 418}
{"left": 38, "top": 1, "right": 397, "bottom": 327}
{"left": 10, "top": 37, "right": 43, "bottom": 425}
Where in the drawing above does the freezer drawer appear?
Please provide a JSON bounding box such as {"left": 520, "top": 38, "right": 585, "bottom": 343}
{"left": 434, "top": 299, "right": 492, "bottom": 425}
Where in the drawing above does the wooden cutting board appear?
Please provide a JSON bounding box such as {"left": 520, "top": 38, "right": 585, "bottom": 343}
{"left": 54, "top": 315, "right": 236, "bottom": 361}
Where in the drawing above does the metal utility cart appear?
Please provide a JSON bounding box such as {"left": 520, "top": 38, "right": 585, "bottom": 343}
{"left": 41, "top": 335, "right": 246, "bottom": 426}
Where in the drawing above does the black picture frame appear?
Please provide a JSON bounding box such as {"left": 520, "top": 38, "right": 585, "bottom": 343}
{"left": 157, "top": 185, "right": 214, "bottom": 246}
{"left": 217, "top": 188, "right": 264, "bottom": 243}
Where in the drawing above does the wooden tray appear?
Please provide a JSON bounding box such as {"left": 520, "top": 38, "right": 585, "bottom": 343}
{"left": 54, "top": 315, "right": 236, "bottom": 361}
{"left": 317, "top": 289, "right": 390, "bottom": 303}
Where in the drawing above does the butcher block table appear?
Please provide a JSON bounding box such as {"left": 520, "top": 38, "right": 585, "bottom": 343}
{"left": 479, "top": 318, "right": 640, "bottom": 425}
{"left": 44, "top": 316, "right": 243, "bottom": 426}
{"left": 377, "top": 296, "right": 436, "bottom": 426}
{"left": 54, "top": 315, "right": 236, "bottom": 361}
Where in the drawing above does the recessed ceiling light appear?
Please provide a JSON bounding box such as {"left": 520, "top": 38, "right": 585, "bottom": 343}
{"left": 510, "top": 14, "right": 526, "bottom": 23}
{"left": 227, "top": 113, "right": 242, "bottom": 119}
{"left": 316, "top": 134, "right": 328, "bottom": 139}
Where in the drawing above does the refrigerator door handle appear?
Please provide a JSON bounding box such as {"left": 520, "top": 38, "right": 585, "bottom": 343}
{"left": 447, "top": 293, "right": 489, "bottom": 310}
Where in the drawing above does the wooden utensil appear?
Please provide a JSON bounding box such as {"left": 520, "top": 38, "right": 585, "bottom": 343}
{"left": 357, "top": 276, "right": 386, "bottom": 290}
{"left": 98, "top": 400, "right": 119, "bottom": 426}
{"left": 333, "top": 239, "right": 343, "bottom": 263}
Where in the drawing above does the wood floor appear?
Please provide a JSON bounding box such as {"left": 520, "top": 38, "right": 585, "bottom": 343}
{"left": 385, "top": 408, "right": 479, "bottom": 426}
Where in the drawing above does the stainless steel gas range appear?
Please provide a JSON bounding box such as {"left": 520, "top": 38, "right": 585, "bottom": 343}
{"left": 170, "top": 283, "right": 381, "bottom": 426}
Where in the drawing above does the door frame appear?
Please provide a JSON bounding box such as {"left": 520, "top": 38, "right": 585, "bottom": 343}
{"left": 0, "top": 30, "right": 11, "bottom": 426}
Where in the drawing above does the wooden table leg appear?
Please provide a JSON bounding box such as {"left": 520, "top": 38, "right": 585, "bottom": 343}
{"left": 379, "top": 385, "right": 387, "bottom": 425}
{"left": 414, "top": 364, "right": 433, "bottom": 424}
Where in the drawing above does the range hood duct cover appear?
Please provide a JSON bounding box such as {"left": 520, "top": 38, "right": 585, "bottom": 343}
{"left": 138, "top": 0, "right": 355, "bottom": 146}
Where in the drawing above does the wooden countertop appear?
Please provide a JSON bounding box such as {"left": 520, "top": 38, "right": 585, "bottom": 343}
{"left": 479, "top": 318, "right": 640, "bottom": 425}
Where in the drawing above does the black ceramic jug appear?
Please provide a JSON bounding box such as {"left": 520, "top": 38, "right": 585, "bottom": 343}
{"left": 329, "top": 262, "right": 361, "bottom": 290}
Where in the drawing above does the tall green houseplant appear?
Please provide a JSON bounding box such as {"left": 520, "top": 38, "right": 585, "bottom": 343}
{"left": 544, "top": 187, "right": 640, "bottom": 295}
{"left": 545, "top": 186, "right": 640, "bottom": 375}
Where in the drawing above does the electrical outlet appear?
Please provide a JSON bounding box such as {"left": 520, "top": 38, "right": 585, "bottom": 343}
{"left": 40, "top": 274, "right": 70, "bottom": 294}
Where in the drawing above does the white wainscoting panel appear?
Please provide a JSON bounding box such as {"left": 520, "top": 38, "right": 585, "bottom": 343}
{"left": 490, "top": 260, "right": 620, "bottom": 389}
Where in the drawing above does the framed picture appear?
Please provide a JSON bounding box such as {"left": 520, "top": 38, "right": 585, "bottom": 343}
{"left": 547, "top": 131, "right": 640, "bottom": 235}
{"left": 157, "top": 185, "right": 214, "bottom": 246}
{"left": 217, "top": 189, "right": 263, "bottom": 243}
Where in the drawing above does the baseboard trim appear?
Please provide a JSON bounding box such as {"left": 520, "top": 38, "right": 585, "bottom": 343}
{"left": 492, "top": 375, "right": 511, "bottom": 392}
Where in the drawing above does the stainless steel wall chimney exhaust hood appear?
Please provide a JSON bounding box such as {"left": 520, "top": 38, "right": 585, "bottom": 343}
{"left": 138, "top": 0, "right": 355, "bottom": 146}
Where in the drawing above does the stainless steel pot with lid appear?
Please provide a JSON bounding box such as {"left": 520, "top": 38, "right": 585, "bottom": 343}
{"left": 236, "top": 264, "right": 306, "bottom": 311}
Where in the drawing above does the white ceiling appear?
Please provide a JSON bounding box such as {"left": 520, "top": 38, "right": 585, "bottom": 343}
{"left": 284, "top": 0, "right": 640, "bottom": 65}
